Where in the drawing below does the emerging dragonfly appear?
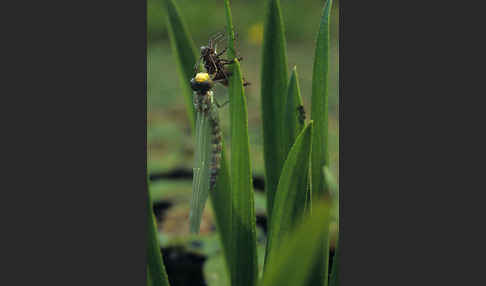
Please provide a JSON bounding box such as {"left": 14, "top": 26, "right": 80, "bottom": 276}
{"left": 188, "top": 72, "right": 223, "bottom": 233}
{"left": 190, "top": 72, "right": 223, "bottom": 189}
{"left": 189, "top": 32, "right": 252, "bottom": 233}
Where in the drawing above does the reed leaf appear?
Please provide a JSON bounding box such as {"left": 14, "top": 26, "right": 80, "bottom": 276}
{"left": 260, "top": 201, "right": 331, "bottom": 286}
{"left": 229, "top": 59, "right": 258, "bottom": 286}
{"left": 311, "top": 0, "right": 332, "bottom": 200}
{"left": 147, "top": 184, "right": 170, "bottom": 286}
{"left": 161, "top": 0, "right": 197, "bottom": 127}
{"left": 223, "top": 3, "right": 258, "bottom": 285}
{"left": 309, "top": 1, "right": 333, "bottom": 285}
{"left": 282, "top": 66, "right": 305, "bottom": 158}
{"left": 265, "top": 122, "right": 313, "bottom": 267}
{"left": 261, "top": 0, "right": 290, "bottom": 222}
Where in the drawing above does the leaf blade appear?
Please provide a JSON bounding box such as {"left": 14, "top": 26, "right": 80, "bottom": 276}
{"left": 223, "top": 2, "right": 258, "bottom": 285}
{"left": 311, "top": 0, "right": 333, "bottom": 200}
{"left": 229, "top": 59, "right": 258, "bottom": 286}
{"left": 162, "top": 0, "right": 197, "bottom": 128}
{"left": 282, "top": 66, "right": 305, "bottom": 157}
{"left": 265, "top": 122, "right": 313, "bottom": 267}
{"left": 260, "top": 0, "right": 290, "bottom": 222}
{"left": 261, "top": 201, "right": 332, "bottom": 286}
{"left": 147, "top": 183, "right": 171, "bottom": 286}
{"left": 309, "top": 1, "right": 333, "bottom": 285}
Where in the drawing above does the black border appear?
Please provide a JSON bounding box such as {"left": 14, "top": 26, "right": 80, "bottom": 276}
{"left": 2, "top": 1, "right": 147, "bottom": 284}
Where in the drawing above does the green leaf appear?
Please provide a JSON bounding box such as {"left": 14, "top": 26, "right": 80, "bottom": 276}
{"left": 310, "top": 1, "right": 333, "bottom": 285}
{"left": 261, "top": 0, "right": 290, "bottom": 222}
{"left": 265, "top": 122, "right": 313, "bottom": 266}
{"left": 229, "top": 59, "right": 258, "bottom": 286}
{"left": 147, "top": 183, "right": 170, "bottom": 286}
{"left": 162, "top": 0, "right": 197, "bottom": 128}
{"left": 282, "top": 66, "right": 305, "bottom": 158}
{"left": 224, "top": 0, "right": 237, "bottom": 60}
{"left": 311, "top": 0, "right": 333, "bottom": 200}
{"left": 223, "top": 3, "right": 258, "bottom": 285}
{"left": 260, "top": 201, "right": 332, "bottom": 286}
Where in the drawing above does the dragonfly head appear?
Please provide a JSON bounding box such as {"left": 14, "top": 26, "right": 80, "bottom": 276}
{"left": 191, "top": 73, "right": 213, "bottom": 94}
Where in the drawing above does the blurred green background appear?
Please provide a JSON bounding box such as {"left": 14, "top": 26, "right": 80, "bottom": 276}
{"left": 148, "top": 0, "right": 338, "bottom": 284}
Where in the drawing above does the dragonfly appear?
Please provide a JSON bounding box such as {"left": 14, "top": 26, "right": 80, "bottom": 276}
{"left": 188, "top": 72, "right": 224, "bottom": 234}
{"left": 188, "top": 31, "right": 254, "bottom": 233}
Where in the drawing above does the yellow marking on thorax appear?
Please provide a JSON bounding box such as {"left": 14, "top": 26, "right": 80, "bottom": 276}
{"left": 195, "top": 73, "right": 210, "bottom": 83}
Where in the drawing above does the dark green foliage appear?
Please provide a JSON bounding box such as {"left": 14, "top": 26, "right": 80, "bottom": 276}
{"left": 228, "top": 57, "right": 258, "bottom": 286}
{"left": 260, "top": 0, "right": 290, "bottom": 223}
{"left": 309, "top": 1, "right": 334, "bottom": 285}
{"left": 265, "top": 122, "right": 313, "bottom": 267}
{"left": 261, "top": 201, "right": 332, "bottom": 286}
{"left": 282, "top": 67, "right": 305, "bottom": 157}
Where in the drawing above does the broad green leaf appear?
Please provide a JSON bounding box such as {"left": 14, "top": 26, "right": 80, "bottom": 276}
{"left": 310, "top": 1, "right": 333, "bottom": 285}
{"left": 147, "top": 184, "right": 170, "bottom": 286}
{"left": 282, "top": 66, "right": 305, "bottom": 157}
{"left": 260, "top": 201, "right": 332, "bottom": 286}
{"left": 265, "top": 122, "right": 313, "bottom": 267}
{"left": 261, "top": 0, "right": 290, "bottom": 222}
{"left": 161, "top": 0, "right": 197, "bottom": 128}
{"left": 229, "top": 59, "right": 258, "bottom": 286}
